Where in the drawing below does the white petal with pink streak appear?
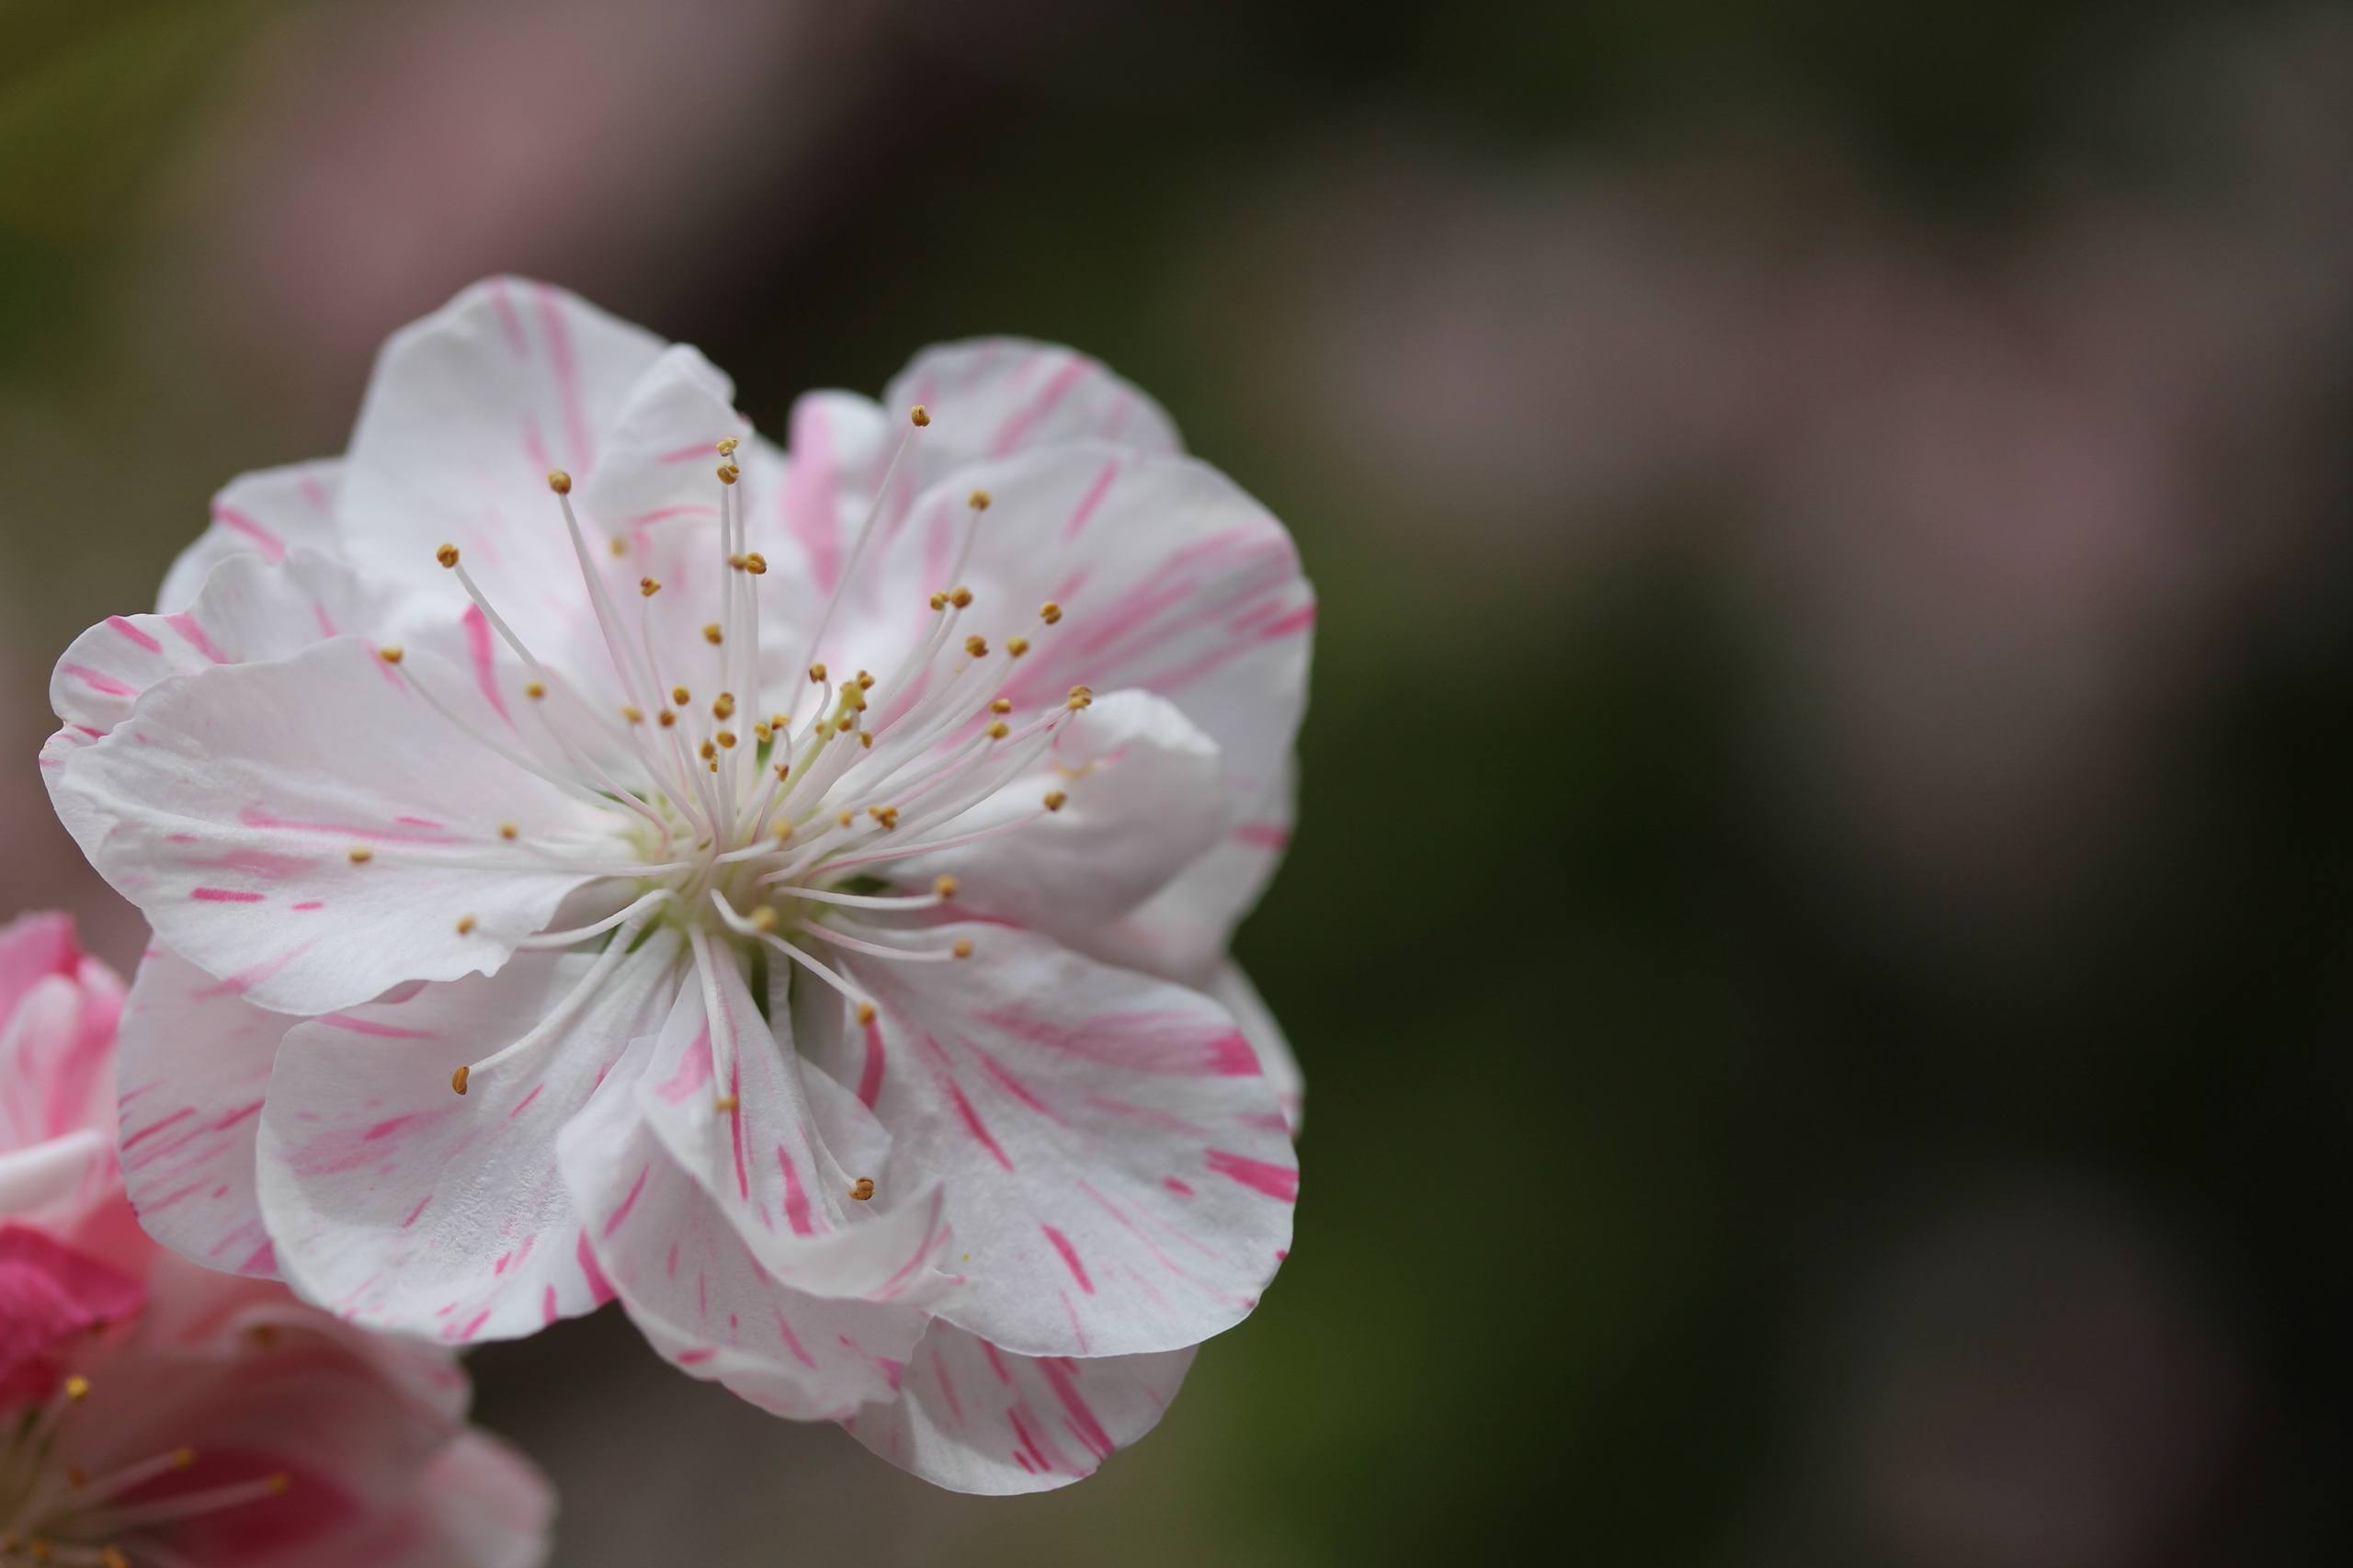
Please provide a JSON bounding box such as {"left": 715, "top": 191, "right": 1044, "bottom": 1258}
{"left": 335, "top": 277, "right": 666, "bottom": 676}
{"left": 116, "top": 948, "right": 295, "bottom": 1277}
{"left": 846, "top": 1321, "right": 1194, "bottom": 1494}
{"left": 256, "top": 929, "right": 687, "bottom": 1342}
{"left": 157, "top": 459, "right": 345, "bottom": 614}
{"left": 562, "top": 1045, "right": 938, "bottom": 1421}
{"left": 816, "top": 924, "right": 1295, "bottom": 1358}
{"left": 47, "top": 635, "right": 618, "bottom": 1015}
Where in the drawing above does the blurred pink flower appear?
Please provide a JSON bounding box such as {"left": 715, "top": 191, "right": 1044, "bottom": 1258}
{"left": 0, "top": 911, "right": 554, "bottom": 1568}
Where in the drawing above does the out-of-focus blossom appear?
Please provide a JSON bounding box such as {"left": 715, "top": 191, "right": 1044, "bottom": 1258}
{"left": 41, "top": 279, "right": 1311, "bottom": 1492}
{"left": 0, "top": 912, "right": 554, "bottom": 1568}
{"left": 1199, "top": 11, "right": 2353, "bottom": 929}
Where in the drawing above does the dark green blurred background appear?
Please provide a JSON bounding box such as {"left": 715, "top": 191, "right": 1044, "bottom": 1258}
{"left": 8, "top": 2, "right": 2353, "bottom": 1563}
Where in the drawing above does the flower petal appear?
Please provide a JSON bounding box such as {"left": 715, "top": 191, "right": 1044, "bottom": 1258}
{"left": 858, "top": 446, "right": 1312, "bottom": 813}
{"left": 0, "top": 1223, "right": 146, "bottom": 1406}
{"left": 389, "top": 1430, "right": 556, "bottom": 1568}
{"left": 1078, "top": 759, "right": 1295, "bottom": 981}
{"left": 1206, "top": 962, "right": 1302, "bottom": 1136}
{"left": 0, "top": 911, "right": 121, "bottom": 1156}
{"left": 892, "top": 689, "right": 1230, "bottom": 937}
{"left": 561, "top": 1042, "right": 936, "bottom": 1421}
{"left": 818, "top": 925, "right": 1295, "bottom": 1358}
{"left": 51, "top": 549, "right": 400, "bottom": 738}
{"left": 158, "top": 459, "right": 344, "bottom": 613}
{"left": 117, "top": 948, "right": 293, "bottom": 1278}
{"left": 631, "top": 945, "right": 953, "bottom": 1304}
{"left": 256, "top": 929, "right": 687, "bottom": 1342}
{"left": 882, "top": 340, "right": 1182, "bottom": 471}
{"left": 47, "top": 635, "right": 618, "bottom": 1014}
{"left": 336, "top": 277, "right": 669, "bottom": 676}
{"left": 846, "top": 1322, "right": 1194, "bottom": 1494}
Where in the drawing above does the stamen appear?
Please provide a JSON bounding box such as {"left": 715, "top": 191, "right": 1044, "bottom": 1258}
{"left": 848, "top": 1177, "right": 875, "bottom": 1201}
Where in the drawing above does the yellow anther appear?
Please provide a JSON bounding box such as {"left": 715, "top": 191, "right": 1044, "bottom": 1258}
{"left": 171, "top": 1447, "right": 196, "bottom": 1468}
{"left": 499, "top": 822, "right": 519, "bottom": 840}
{"left": 621, "top": 704, "right": 643, "bottom": 723}
{"left": 63, "top": 1374, "right": 89, "bottom": 1402}
{"left": 744, "top": 551, "right": 767, "bottom": 575}
{"left": 1069, "top": 684, "right": 1094, "bottom": 701}
{"left": 929, "top": 591, "right": 949, "bottom": 611}
{"left": 699, "top": 740, "right": 717, "bottom": 761}
{"left": 750, "top": 906, "right": 779, "bottom": 933}
{"left": 1065, "top": 690, "right": 1092, "bottom": 711}
{"left": 712, "top": 693, "right": 737, "bottom": 720}
{"left": 990, "top": 698, "right": 1012, "bottom": 714}
{"left": 713, "top": 1095, "right": 740, "bottom": 1113}
{"left": 848, "top": 1176, "right": 876, "bottom": 1201}
{"left": 985, "top": 721, "right": 1009, "bottom": 740}
{"left": 1040, "top": 600, "right": 1063, "bottom": 624}
{"left": 859, "top": 731, "right": 874, "bottom": 748}
{"left": 773, "top": 762, "right": 790, "bottom": 782}
{"left": 640, "top": 576, "right": 662, "bottom": 597}
{"left": 949, "top": 586, "right": 973, "bottom": 609}
{"left": 349, "top": 845, "right": 374, "bottom": 863}
{"left": 716, "top": 437, "right": 740, "bottom": 456}
{"left": 547, "top": 470, "right": 573, "bottom": 494}
{"left": 456, "top": 915, "right": 477, "bottom": 935}
{"left": 703, "top": 623, "right": 723, "bottom": 645}
{"left": 809, "top": 663, "right": 828, "bottom": 683}
{"left": 672, "top": 686, "right": 691, "bottom": 705}
{"left": 836, "top": 811, "right": 855, "bottom": 828}
{"left": 524, "top": 680, "right": 546, "bottom": 700}
{"left": 716, "top": 463, "right": 740, "bottom": 485}
{"left": 964, "top": 635, "right": 989, "bottom": 658}
{"left": 753, "top": 721, "right": 773, "bottom": 742}
{"left": 451, "top": 1065, "right": 471, "bottom": 1096}
{"left": 934, "top": 874, "right": 960, "bottom": 900}
{"left": 968, "top": 488, "right": 992, "bottom": 511}
{"left": 267, "top": 1473, "right": 291, "bottom": 1494}
{"left": 658, "top": 709, "right": 677, "bottom": 728}
{"left": 1043, "top": 790, "right": 1068, "bottom": 812}
{"left": 717, "top": 730, "right": 737, "bottom": 749}
{"left": 910, "top": 404, "right": 930, "bottom": 426}
{"left": 1006, "top": 635, "right": 1030, "bottom": 658}
{"left": 952, "top": 938, "right": 974, "bottom": 960}
{"left": 856, "top": 1001, "right": 878, "bottom": 1025}
{"left": 436, "top": 543, "right": 460, "bottom": 568}
{"left": 378, "top": 644, "right": 404, "bottom": 665}
{"left": 608, "top": 536, "right": 628, "bottom": 557}
{"left": 868, "top": 805, "right": 900, "bottom": 828}
{"left": 773, "top": 819, "right": 793, "bottom": 839}
{"left": 857, "top": 670, "right": 876, "bottom": 689}
{"left": 835, "top": 715, "right": 855, "bottom": 733}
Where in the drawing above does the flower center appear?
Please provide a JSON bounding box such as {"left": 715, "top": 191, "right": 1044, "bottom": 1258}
{"left": 0, "top": 1372, "right": 290, "bottom": 1567}
{"left": 374, "top": 410, "right": 1093, "bottom": 1105}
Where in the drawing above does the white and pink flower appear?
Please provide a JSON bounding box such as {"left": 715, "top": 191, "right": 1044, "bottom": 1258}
{"left": 42, "top": 279, "right": 1312, "bottom": 1492}
{"left": 0, "top": 912, "right": 553, "bottom": 1568}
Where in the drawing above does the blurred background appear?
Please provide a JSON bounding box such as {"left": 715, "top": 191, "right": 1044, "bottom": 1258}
{"left": 6, "top": 0, "right": 2353, "bottom": 1562}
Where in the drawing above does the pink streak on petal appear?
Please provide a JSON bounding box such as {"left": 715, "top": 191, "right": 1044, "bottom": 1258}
{"left": 189, "top": 888, "right": 265, "bottom": 903}
{"left": 537, "top": 284, "right": 594, "bottom": 467}
{"left": 210, "top": 504, "right": 286, "bottom": 562}
{"left": 930, "top": 1346, "right": 966, "bottom": 1426}
{"left": 603, "top": 1165, "right": 651, "bottom": 1238}
{"left": 1163, "top": 1176, "right": 1195, "bottom": 1198}
{"left": 317, "top": 1013, "right": 436, "bottom": 1040}
{"left": 776, "top": 1146, "right": 818, "bottom": 1237}
{"left": 1038, "top": 1356, "right": 1117, "bottom": 1461}
{"left": 291, "top": 900, "right": 324, "bottom": 912}
{"left": 1258, "top": 604, "right": 1318, "bottom": 640}
{"left": 576, "top": 1229, "right": 616, "bottom": 1307}
{"left": 654, "top": 1025, "right": 713, "bottom": 1103}
{"left": 982, "top": 1339, "right": 1013, "bottom": 1385}
{"left": 461, "top": 605, "right": 514, "bottom": 728}
{"left": 62, "top": 664, "right": 137, "bottom": 698}
{"left": 165, "top": 612, "right": 228, "bottom": 664}
{"left": 400, "top": 1195, "right": 432, "bottom": 1229}
{"left": 855, "top": 1010, "right": 887, "bottom": 1109}
{"left": 774, "top": 1309, "right": 816, "bottom": 1369}
{"left": 541, "top": 1285, "right": 560, "bottom": 1324}
{"left": 973, "top": 1046, "right": 1069, "bottom": 1127}
{"left": 1062, "top": 457, "right": 1120, "bottom": 542}
{"left": 237, "top": 805, "right": 467, "bottom": 844}
{"left": 1040, "top": 1224, "right": 1095, "bottom": 1294}
{"left": 190, "top": 943, "right": 311, "bottom": 1002}
{"left": 992, "top": 355, "right": 1087, "bottom": 456}
{"left": 1233, "top": 822, "right": 1290, "bottom": 849}
{"left": 488, "top": 278, "right": 529, "bottom": 356}
{"left": 106, "top": 615, "right": 162, "bottom": 653}
{"left": 676, "top": 1346, "right": 717, "bottom": 1366}
{"left": 508, "top": 1084, "right": 545, "bottom": 1119}
{"left": 1205, "top": 1148, "right": 1300, "bottom": 1203}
